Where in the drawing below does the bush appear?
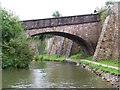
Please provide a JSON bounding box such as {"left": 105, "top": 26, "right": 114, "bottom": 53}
{"left": 34, "top": 55, "right": 44, "bottom": 61}
{"left": 2, "top": 9, "right": 34, "bottom": 69}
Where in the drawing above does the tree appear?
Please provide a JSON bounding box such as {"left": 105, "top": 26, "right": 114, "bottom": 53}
{"left": 2, "top": 8, "right": 34, "bottom": 69}
{"left": 105, "top": 0, "right": 114, "bottom": 7}
{"left": 2, "top": 9, "right": 22, "bottom": 42}
{"left": 52, "top": 11, "right": 62, "bottom": 18}
{"left": 37, "top": 11, "right": 62, "bottom": 49}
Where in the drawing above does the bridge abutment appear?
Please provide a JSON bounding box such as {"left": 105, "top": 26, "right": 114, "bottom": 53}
{"left": 93, "top": 2, "right": 120, "bottom": 61}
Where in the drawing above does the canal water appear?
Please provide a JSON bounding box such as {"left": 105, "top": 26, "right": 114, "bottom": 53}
{"left": 2, "top": 61, "right": 113, "bottom": 88}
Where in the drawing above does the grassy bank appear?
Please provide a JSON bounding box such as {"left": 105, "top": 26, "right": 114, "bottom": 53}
{"left": 34, "top": 54, "right": 65, "bottom": 61}
{"left": 78, "top": 60, "right": 120, "bottom": 74}
{"left": 98, "top": 59, "right": 120, "bottom": 68}
{"left": 79, "top": 56, "right": 120, "bottom": 74}
{"left": 82, "top": 56, "right": 119, "bottom": 68}
{"left": 34, "top": 52, "right": 84, "bottom": 61}
{"left": 34, "top": 53, "right": 120, "bottom": 74}
{"left": 69, "top": 53, "right": 84, "bottom": 59}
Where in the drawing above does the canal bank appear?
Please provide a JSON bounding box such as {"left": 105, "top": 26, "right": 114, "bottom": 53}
{"left": 34, "top": 54, "right": 120, "bottom": 88}
{"left": 2, "top": 61, "right": 114, "bottom": 88}
{"left": 62, "top": 59, "right": 120, "bottom": 88}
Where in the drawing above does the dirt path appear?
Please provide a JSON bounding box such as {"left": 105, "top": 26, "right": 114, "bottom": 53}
{"left": 65, "top": 58, "right": 120, "bottom": 70}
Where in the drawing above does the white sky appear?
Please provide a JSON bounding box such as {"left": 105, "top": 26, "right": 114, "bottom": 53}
{"left": 0, "top": 0, "right": 118, "bottom": 20}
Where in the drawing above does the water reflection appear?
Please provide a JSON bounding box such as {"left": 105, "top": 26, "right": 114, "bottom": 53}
{"left": 2, "top": 61, "right": 113, "bottom": 88}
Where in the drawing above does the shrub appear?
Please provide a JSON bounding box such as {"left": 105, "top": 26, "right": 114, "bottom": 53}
{"left": 2, "top": 9, "right": 34, "bottom": 69}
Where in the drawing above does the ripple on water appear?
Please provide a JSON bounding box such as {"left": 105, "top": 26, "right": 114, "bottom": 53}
{"left": 2, "top": 61, "right": 114, "bottom": 88}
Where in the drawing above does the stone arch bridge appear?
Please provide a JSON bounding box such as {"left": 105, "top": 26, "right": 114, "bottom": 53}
{"left": 22, "top": 14, "right": 101, "bottom": 56}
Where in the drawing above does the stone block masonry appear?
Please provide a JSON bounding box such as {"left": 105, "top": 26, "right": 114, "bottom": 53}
{"left": 93, "top": 2, "right": 120, "bottom": 61}
{"left": 22, "top": 13, "right": 102, "bottom": 56}
{"left": 22, "top": 14, "right": 99, "bottom": 30}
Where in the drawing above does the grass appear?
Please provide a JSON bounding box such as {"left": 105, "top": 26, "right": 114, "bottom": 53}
{"left": 85, "top": 56, "right": 93, "bottom": 61}
{"left": 97, "top": 59, "right": 120, "bottom": 68}
{"left": 84, "top": 57, "right": 119, "bottom": 67}
{"left": 69, "top": 53, "right": 84, "bottom": 59}
{"left": 34, "top": 54, "right": 65, "bottom": 61}
{"left": 46, "top": 54, "right": 65, "bottom": 61}
{"left": 84, "top": 56, "right": 119, "bottom": 68}
{"left": 78, "top": 60, "right": 120, "bottom": 74}
{"left": 56, "top": 56, "right": 65, "bottom": 61}
{"left": 46, "top": 54, "right": 56, "bottom": 60}
{"left": 34, "top": 53, "right": 120, "bottom": 74}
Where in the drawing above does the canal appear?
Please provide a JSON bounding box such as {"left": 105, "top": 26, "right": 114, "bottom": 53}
{"left": 2, "top": 61, "right": 113, "bottom": 88}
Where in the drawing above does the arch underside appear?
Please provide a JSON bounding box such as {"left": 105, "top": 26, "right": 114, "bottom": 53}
{"left": 31, "top": 31, "right": 94, "bottom": 56}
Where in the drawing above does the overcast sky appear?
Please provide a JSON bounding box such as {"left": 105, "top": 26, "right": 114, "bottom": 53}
{"left": 0, "top": 0, "right": 119, "bottom": 20}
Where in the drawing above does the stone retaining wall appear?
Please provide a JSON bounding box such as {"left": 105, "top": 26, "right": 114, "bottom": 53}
{"left": 62, "top": 60, "right": 120, "bottom": 88}
{"left": 93, "top": 2, "right": 120, "bottom": 60}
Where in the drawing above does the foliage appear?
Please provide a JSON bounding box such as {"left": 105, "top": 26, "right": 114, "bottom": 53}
{"left": 37, "top": 34, "right": 53, "bottom": 55}
{"left": 98, "top": 8, "right": 111, "bottom": 20}
{"left": 34, "top": 54, "right": 65, "bottom": 61}
{"left": 2, "top": 37, "right": 34, "bottom": 68}
{"left": 79, "top": 60, "right": 120, "bottom": 74}
{"left": 94, "top": 0, "right": 116, "bottom": 21}
{"left": 30, "top": 34, "right": 54, "bottom": 55}
{"left": 47, "top": 54, "right": 57, "bottom": 60}
{"left": 98, "top": 59, "right": 120, "bottom": 68}
{"left": 2, "top": 9, "right": 34, "bottom": 69}
{"left": 85, "top": 56, "right": 93, "bottom": 61}
{"left": 56, "top": 55, "right": 65, "bottom": 61}
{"left": 33, "top": 55, "right": 44, "bottom": 61}
{"left": 2, "top": 10, "right": 22, "bottom": 42}
{"left": 105, "top": 0, "right": 114, "bottom": 7}
{"left": 38, "top": 40, "right": 46, "bottom": 54}
{"left": 69, "top": 53, "right": 84, "bottom": 59}
{"left": 52, "top": 11, "right": 62, "bottom": 18}
{"left": 38, "top": 34, "right": 53, "bottom": 41}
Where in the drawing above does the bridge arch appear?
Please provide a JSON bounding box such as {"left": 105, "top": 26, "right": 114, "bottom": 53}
{"left": 31, "top": 31, "right": 94, "bottom": 56}
{"left": 23, "top": 14, "right": 100, "bottom": 57}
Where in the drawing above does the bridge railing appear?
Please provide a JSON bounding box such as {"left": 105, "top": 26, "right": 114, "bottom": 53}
{"left": 22, "top": 14, "right": 100, "bottom": 30}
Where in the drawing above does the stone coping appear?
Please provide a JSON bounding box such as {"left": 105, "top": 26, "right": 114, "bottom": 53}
{"left": 21, "top": 14, "right": 100, "bottom": 30}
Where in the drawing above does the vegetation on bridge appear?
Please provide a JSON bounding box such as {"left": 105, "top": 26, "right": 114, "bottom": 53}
{"left": 52, "top": 11, "right": 62, "bottom": 17}
{"left": 95, "top": 0, "right": 117, "bottom": 20}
